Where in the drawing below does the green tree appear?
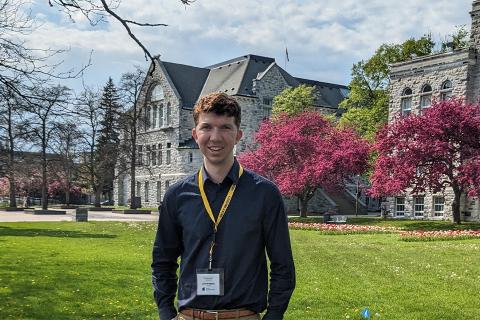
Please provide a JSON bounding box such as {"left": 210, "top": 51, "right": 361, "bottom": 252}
{"left": 271, "top": 84, "right": 315, "bottom": 117}
{"left": 339, "top": 35, "right": 435, "bottom": 139}
{"left": 94, "top": 78, "right": 122, "bottom": 206}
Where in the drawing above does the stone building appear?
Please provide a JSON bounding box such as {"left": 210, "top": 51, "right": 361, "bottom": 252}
{"left": 386, "top": 0, "right": 480, "bottom": 221}
{"left": 114, "top": 53, "right": 372, "bottom": 214}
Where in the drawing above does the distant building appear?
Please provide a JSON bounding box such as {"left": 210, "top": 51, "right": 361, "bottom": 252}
{"left": 114, "top": 54, "right": 372, "bottom": 214}
{"left": 386, "top": 1, "right": 480, "bottom": 221}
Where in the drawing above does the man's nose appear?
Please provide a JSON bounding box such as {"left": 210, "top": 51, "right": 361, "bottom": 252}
{"left": 210, "top": 128, "right": 221, "bottom": 141}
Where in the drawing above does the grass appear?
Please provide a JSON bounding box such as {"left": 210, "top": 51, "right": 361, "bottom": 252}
{"left": 0, "top": 221, "right": 480, "bottom": 319}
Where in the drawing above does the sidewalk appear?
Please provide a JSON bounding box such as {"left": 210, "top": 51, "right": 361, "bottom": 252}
{"left": 0, "top": 208, "right": 159, "bottom": 222}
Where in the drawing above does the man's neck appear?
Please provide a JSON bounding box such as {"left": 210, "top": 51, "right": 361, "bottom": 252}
{"left": 204, "top": 157, "right": 235, "bottom": 184}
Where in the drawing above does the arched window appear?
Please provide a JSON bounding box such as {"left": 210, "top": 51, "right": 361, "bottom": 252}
{"left": 151, "top": 85, "right": 164, "bottom": 102}
{"left": 152, "top": 106, "right": 158, "bottom": 128}
{"left": 420, "top": 84, "right": 432, "bottom": 112}
{"left": 400, "top": 88, "right": 412, "bottom": 116}
{"left": 440, "top": 80, "right": 453, "bottom": 101}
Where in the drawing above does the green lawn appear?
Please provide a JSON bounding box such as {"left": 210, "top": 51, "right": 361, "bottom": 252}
{"left": 0, "top": 221, "right": 479, "bottom": 319}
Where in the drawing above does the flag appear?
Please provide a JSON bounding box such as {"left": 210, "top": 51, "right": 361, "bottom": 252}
{"left": 285, "top": 47, "right": 289, "bottom": 62}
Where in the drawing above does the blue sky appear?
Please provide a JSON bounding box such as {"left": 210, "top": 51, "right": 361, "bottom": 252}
{"left": 21, "top": 0, "right": 474, "bottom": 92}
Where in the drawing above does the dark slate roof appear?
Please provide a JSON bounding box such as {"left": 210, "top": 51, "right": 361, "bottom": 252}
{"left": 157, "top": 54, "right": 348, "bottom": 111}
{"left": 178, "top": 137, "right": 199, "bottom": 149}
{"left": 161, "top": 61, "right": 210, "bottom": 109}
{"left": 201, "top": 55, "right": 277, "bottom": 97}
{"left": 295, "top": 77, "right": 349, "bottom": 109}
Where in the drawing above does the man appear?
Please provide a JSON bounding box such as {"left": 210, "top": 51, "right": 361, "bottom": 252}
{"left": 152, "top": 92, "right": 295, "bottom": 320}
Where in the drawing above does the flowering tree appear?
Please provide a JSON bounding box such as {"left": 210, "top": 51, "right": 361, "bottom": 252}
{"left": 239, "top": 112, "right": 370, "bottom": 218}
{"left": 370, "top": 98, "right": 480, "bottom": 224}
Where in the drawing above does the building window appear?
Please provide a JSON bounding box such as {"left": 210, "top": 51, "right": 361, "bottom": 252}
{"left": 400, "top": 88, "right": 412, "bottom": 116}
{"left": 137, "top": 145, "right": 143, "bottom": 165}
{"left": 136, "top": 181, "right": 141, "bottom": 200}
{"left": 440, "top": 80, "right": 453, "bottom": 101}
{"left": 188, "top": 152, "right": 193, "bottom": 163}
{"left": 158, "top": 144, "right": 163, "bottom": 165}
{"left": 166, "top": 102, "right": 172, "bottom": 126}
{"left": 166, "top": 142, "right": 171, "bottom": 165}
{"left": 165, "top": 180, "right": 170, "bottom": 190}
{"left": 434, "top": 197, "right": 445, "bottom": 216}
{"left": 151, "top": 144, "right": 157, "bottom": 166}
{"left": 262, "top": 106, "right": 272, "bottom": 119}
{"left": 157, "top": 181, "right": 161, "bottom": 203}
{"left": 144, "top": 181, "right": 149, "bottom": 202}
{"left": 263, "top": 97, "right": 272, "bottom": 106}
{"left": 152, "top": 106, "right": 157, "bottom": 128}
{"left": 151, "top": 85, "right": 164, "bottom": 102}
{"left": 414, "top": 196, "right": 424, "bottom": 216}
{"left": 420, "top": 84, "right": 432, "bottom": 112}
{"left": 395, "top": 197, "right": 405, "bottom": 216}
{"left": 146, "top": 145, "right": 151, "bottom": 166}
{"left": 145, "top": 106, "right": 151, "bottom": 130}
{"left": 158, "top": 103, "right": 164, "bottom": 127}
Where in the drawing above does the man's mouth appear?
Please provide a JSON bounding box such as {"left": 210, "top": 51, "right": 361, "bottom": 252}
{"left": 208, "top": 146, "right": 223, "bottom": 152}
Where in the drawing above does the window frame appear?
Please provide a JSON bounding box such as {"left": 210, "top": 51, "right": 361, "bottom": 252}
{"left": 413, "top": 196, "right": 425, "bottom": 217}
{"left": 400, "top": 88, "right": 413, "bottom": 116}
{"left": 433, "top": 196, "right": 445, "bottom": 216}
{"left": 395, "top": 197, "right": 406, "bottom": 216}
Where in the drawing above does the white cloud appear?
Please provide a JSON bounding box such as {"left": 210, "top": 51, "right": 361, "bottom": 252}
{"left": 11, "top": 0, "right": 476, "bottom": 90}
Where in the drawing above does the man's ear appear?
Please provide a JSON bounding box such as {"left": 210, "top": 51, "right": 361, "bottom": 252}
{"left": 235, "top": 129, "right": 243, "bottom": 143}
{"left": 192, "top": 127, "right": 198, "bottom": 142}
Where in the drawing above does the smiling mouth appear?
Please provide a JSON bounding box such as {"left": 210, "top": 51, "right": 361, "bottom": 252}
{"left": 208, "top": 146, "right": 223, "bottom": 152}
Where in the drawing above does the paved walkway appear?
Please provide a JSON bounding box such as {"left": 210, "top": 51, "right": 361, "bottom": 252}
{"left": 0, "top": 208, "right": 159, "bottom": 222}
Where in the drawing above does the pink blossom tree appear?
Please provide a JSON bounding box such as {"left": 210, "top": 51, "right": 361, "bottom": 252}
{"left": 370, "top": 98, "right": 480, "bottom": 224}
{"left": 239, "top": 111, "right": 370, "bottom": 218}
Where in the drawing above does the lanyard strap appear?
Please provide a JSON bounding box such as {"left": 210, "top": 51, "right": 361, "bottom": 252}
{"left": 198, "top": 165, "right": 244, "bottom": 232}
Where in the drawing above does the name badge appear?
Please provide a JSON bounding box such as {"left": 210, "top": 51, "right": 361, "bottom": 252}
{"left": 196, "top": 268, "right": 224, "bottom": 296}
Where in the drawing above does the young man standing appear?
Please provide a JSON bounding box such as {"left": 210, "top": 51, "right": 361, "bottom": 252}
{"left": 152, "top": 92, "right": 295, "bottom": 320}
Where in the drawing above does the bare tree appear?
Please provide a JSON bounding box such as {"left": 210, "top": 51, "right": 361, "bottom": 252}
{"left": 117, "top": 66, "right": 146, "bottom": 208}
{"left": 0, "top": 85, "right": 30, "bottom": 207}
{"left": 1, "top": 0, "right": 88, "bottom": 100}
{"left": 25, "top": 85, "right": 71, "bottom": 210}
{"left": 75, "top": 86, "right": 102, "bottom": 205}
{"left": 51, "top": 120, "right": 83, "bottom": 206}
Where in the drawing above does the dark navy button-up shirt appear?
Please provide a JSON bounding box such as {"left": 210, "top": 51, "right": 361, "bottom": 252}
{"left": 152, "top": 159, "right": 295, "bottom": 320}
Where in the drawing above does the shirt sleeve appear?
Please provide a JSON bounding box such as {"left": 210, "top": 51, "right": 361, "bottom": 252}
{"left": 151, "top": 187, "right": 182, "bottom": 320}
{"left": 262, "top": 185, "right": 296, "bottom": 320}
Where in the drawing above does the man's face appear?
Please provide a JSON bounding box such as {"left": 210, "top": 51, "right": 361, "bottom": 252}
{"left": 192, "top": 112, "right": 242, "bottom": 168}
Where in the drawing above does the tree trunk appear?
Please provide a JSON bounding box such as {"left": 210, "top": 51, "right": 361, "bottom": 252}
{"left": 8, "top": 177, "right": 17, "bottom": 208}
{"left": 65, "top": 187, "right": 70, "bottom": 206}
{"left": 94, "top": 186, "right": 102, "bottom": 207}
{"left": 41, "top": 144, "right": 48, "bottom": 210}
{"left": 299, "top": 196, "right": 309, "bottom": 218}
{"left": 452, "top": 185, "right": 462, "bottom": 225}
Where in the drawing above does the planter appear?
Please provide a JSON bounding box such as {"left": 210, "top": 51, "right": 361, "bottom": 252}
{"left": 73, "top": 208, "right": 88, "bottom": 222}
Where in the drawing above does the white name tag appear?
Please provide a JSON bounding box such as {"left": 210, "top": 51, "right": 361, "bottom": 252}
{"left": 196, "top": 268, "right": 224, "bottom": 296}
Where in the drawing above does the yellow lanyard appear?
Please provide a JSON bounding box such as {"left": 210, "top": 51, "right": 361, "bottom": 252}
{"left": 198, "top": 165, "right": 244, "bottom": 232}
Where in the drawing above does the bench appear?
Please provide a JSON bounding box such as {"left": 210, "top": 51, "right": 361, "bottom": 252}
{"left": 327, "top": 215, "right": 347, "bottom": 224}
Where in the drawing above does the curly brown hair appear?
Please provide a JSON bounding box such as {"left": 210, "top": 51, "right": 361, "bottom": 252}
{"left": 193, "top": 92, "right": 241, "bottom": 128}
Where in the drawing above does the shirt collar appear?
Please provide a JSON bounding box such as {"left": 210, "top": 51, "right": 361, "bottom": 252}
{"left": 201, "top": 158, "right": 240, "bottom": 185}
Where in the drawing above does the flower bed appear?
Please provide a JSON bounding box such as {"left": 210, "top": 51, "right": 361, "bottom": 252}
{"left": 288, "top": 222, "right": 400, "bottom": 234}
{"left": 401, "top": 229, "right": 480, "bottom": 241}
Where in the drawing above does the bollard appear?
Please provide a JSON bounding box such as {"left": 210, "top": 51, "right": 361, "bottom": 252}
{"left": 74, "top": 207, "right": 88, "bottom": 222}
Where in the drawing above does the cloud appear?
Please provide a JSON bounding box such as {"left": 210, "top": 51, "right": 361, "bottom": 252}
{"left": 12, "top": 0, "right": 476, "bottom": 90}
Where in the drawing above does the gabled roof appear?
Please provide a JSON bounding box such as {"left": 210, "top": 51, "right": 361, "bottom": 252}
{"left": 161, "top": 61, "right": 210, "bottom": 108}
{"left": 156, "top": 54, "right": 347, "bottom": 110}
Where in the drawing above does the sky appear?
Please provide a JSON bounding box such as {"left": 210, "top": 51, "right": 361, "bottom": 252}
{"left": 21, "top": 0, "right": 475, "bottom": 92}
